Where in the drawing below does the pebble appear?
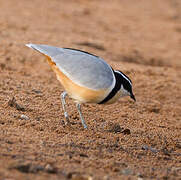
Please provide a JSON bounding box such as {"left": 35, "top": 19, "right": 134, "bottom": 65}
{"left": 121, "top": 168, "right": 133, "bottom": 175}
{"left": 20, "top": 114, "right": 29, "bottom": 120}
{"left": 142, "top": 145, "right": 158, "bottom": 153}
{"left": 32, "top": 89, "right": 42, "bottom": 94}
{"left": 44, "top": 164, "right": 57, "bottom": 173}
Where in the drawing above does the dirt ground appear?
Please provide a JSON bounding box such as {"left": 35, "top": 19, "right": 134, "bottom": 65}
{"left": 0, "top": 0, "right": 181, "bottom": 179}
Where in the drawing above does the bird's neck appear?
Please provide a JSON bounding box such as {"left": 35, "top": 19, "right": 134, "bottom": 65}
{"left": 98, "top": 71, "right": 122, "bottom": 104}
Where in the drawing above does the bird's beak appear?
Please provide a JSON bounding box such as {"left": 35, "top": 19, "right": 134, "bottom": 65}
{"left": 130, "top": 93, "right": 136, "bottom": 102}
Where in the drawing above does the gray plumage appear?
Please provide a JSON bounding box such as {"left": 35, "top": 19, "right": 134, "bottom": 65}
{"left": 26, "top": 44, "right": 115, "bottom": 90}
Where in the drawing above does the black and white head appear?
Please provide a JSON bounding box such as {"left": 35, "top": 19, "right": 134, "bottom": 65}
{"left": 114, "top": 70, "right": 136, "bottom": 101}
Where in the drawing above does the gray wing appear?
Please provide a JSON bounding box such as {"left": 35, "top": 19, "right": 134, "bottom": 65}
{"left": 26, "top": 44, "right": 115, "bottom": 90}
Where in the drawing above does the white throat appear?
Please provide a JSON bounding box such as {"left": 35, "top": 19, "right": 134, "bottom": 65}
{"left": 120, "top": 84, "right": 130, "bottom": 97}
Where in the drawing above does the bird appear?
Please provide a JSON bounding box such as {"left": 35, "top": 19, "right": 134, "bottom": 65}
{"left": 26, "top": 44, "right": 136, "bottom": 129}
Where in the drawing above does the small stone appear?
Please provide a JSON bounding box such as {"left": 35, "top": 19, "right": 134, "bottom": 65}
{"left": 10, "top": 163, "right": 30, "bottom": 173}
{"left": 137, "top": 178, "right": 144, "bottom": 180}
{"left": 67, "top": 172, "right": 92, "bottom": 180}
{"left": 10, "top": 163, "right": 44, "bottom": 173}
{"left": 44, "top": 164, "right": 57, "bottom": 173}
{"left": 122, "top": 128, "right": 131, "bottom": 135}
{"left": 8, "top": 97, "right": 25, "bottom": 111}
{"left": 175, "top": 142, "right": 181, "bottom": 148}
{"left": 20, "top": 114, "right": 29, "bottom": 120}
{"left": 121, "top": 168, "right": 133, "bottom": 175}
{"left": 29, "top": 164, "right": 44, "bottom": 173}
{"left": 8, "top": 97, "right": 16, "bottom": 107}
{"left": 32, "top": 89, "right": 42, "bottom": 94}
{"left": 16, "top": 104, "right": 25, "bottom": 111}
{"left": 142, "top": 145, "right": 158, "bottom": 153}
{"left": 108, "top": 123, "right": 123, "bottom": 133}
{"left": 71, "top": 175, "right": 92, "bottom": 180}
{"left": 79, "top": 153, "right": 88, "bottom": 158}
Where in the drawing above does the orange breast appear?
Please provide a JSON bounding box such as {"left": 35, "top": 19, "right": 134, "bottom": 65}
{"left": 46, "top": 56, "right": 109, "bottom": 103}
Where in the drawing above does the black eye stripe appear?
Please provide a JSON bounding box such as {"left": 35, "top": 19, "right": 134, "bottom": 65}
{"left": 114, "top": 70, "right": 132, "bottom": 85}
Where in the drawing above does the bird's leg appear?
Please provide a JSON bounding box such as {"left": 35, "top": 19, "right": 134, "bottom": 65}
{"left": 61, "top": 91, "right": 70, "bottom": 124}
{"left": 76, "top": 103, "right": 87, "bottom": 129}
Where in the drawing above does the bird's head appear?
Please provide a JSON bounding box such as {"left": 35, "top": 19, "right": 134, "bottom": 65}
{"left": 114, "top": 70, "right": 136, "bottom": 101}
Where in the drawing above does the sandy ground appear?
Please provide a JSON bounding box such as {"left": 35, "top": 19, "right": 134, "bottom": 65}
{"left": 0, "top": 0, "right": 181, "bottom": 179}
